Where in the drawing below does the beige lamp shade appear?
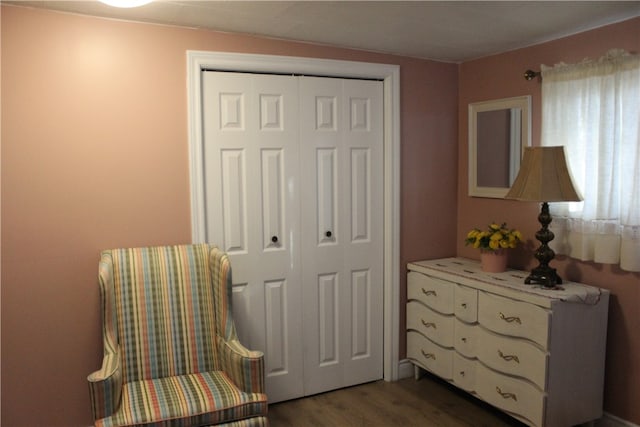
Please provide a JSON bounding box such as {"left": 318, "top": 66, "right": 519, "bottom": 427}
{"left": 505, "top": 146, "right": 583, "bottom": 202}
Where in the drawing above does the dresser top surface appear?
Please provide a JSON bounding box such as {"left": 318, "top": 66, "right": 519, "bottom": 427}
{"left": 408, "top": 257, "right": 607, "bottom": 307}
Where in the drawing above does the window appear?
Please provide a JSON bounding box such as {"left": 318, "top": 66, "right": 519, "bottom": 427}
{"left": 541, "top": 49, "right": 640, "bottom": 272}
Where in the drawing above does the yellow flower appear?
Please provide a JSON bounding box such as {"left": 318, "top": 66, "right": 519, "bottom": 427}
{"left": 464, "top": 222, "right": 522, "bottom": 251}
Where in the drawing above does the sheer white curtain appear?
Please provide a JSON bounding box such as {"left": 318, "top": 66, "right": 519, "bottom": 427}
{"left": 540, "top": 49, "right": 640, "bottom": 272}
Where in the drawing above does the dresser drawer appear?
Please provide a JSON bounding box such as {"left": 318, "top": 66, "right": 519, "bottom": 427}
{"left": 475, "top": 363, "right": 544, "bottom": 427}
{"left": 407, "top": 330, "right": 453, "bottom": 380}
{"left": 454, "top": 319, "right": 477, "bottom": 357}
{"left": 408, "top": 272, "right": 454, "bottom": 314}
{"left": 453, "top": 353, "right": 476, "bottom": 392}
{"left": 407, "top": 301, "right": 454, "bottom": 347}
{"left": 407, "top": 301, "right": 455, "bottom": 347}
{"left": 455, "top": 284, "right": 478, "bottom": 323}
{"left": 478, "top": 291, "right": 551, "bottom": 349}
{"left": 476, "top": 327, "right": 548, "bottom": 390}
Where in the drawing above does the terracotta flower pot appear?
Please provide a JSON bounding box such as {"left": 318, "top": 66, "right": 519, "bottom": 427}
{"left": 480, "top": 250, "right": 508, "bottom": 273}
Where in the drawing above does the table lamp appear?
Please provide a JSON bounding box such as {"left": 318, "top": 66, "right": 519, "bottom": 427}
{"left": 505, "top": 146, "right": 582, "bottom": 288}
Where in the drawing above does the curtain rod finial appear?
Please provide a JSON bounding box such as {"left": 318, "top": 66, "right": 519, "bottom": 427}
{"left": 524, "top": 69, "right": 541, "bottom": 81}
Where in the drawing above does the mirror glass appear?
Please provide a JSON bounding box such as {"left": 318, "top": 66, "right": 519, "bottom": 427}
{"left": 468, "top": 95, "right": 531, "bottom": 198}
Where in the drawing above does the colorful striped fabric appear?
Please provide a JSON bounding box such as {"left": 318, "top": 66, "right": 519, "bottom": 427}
{"left": 218, "top": 339, "right": 265, "bottom": 396}
{"left": 88, "top": 349, "right": 122, "bottom": 421}
{"left": 96, "top": 372, "right": 267, "bottom": 427}
{"left": 88, "top": 244, "right": 267, "bottom": 426}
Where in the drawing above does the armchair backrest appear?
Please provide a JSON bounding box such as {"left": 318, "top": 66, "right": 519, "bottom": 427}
{"left": 99, "top": 244, "right": 231, "bottom": 383}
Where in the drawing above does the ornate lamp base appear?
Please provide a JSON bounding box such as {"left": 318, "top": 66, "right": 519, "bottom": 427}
{"left": 526, "top": 202, "right": 562, "bottom": 289}
{"left": 525, "top": 265, "right": 562, "bottom": 287}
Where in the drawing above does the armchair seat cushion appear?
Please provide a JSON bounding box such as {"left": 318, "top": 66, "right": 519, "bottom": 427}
{"left": 96, "top": 371, "right": 267, "bottom": 427}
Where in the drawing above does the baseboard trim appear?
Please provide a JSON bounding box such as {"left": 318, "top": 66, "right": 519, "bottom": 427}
{"left": 398, "top": 358, "right": 414, "bottom": 379}
{"left": 595, "top": 413, "right": 640, "bottom": 427}
{"left": 396, "top": 361, "right": 637, "bottom": 427}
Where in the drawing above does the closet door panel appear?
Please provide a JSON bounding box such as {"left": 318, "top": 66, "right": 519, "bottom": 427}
{"left": 300, "top": 76, "right": 383, "bottom": 395}
{"left": 220, "top": 149, "right": 247, "bottom": 253}
{"left": 264, "top": 279, "right": 288, "bottom": 375}
{"left": 300, "top": 77, "right": 345, "bottom": 395}
{"left": 203, "top": 71, "right": 303, "bottom": 403}
{"left": 261, "top": 148, "right": 284, "bottom": 251}
{"left": 341, "top": 79, "right": 384, "bottom": 385}
{"left": 318, "top": 273, "right": 340, "bottom": 366}
{"left": 316, "top": 148, "right": 338, "bottom": 245}
{"left": 351, "top": 269, "right": 371, "bottom": 359}
{"left": 350, "top": 148, "right": 371, "bottom": 242}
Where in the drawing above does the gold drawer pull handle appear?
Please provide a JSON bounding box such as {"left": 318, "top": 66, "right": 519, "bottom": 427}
{"left": 499, "top": 312, "right": 522, "bottom": 324}
{"left": 461, "top": 303, "right": 467, "bottom": 308}
{"left": 496, "top": 386, "right": 517, "bottom": 401}
{"left": 421, "top": 350, "right": 436, "bottom": 360}
{"left": 459, "top": 371, "right": 465, "bottom": 377}
{"left": 498, "top": 350, "right": 520, "bottom": 363}
{"left": 422, "top": 288, "right": 437, "bottom": 297}
{"left": 461, "top": 337, "right": 467, "bottom": 343}
{"left": 421, "top": 320, "right": 436, "bottom": 329}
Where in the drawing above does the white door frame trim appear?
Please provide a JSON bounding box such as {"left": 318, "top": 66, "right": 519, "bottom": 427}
{"left": 186, "top": 50, "right": 401, "bottom": 382}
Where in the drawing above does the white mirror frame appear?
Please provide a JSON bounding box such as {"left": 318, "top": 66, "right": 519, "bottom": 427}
{"left": 468, "top": 95, "right": 531, "bottom": 198}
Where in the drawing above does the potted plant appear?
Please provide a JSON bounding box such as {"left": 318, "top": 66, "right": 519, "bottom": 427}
{"left": 465, "top": 222, "right": 522, "bottom": 272}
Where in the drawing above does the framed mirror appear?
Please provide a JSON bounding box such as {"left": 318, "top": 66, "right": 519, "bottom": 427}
{"left": 468, "top": 95, "right": 531, "bottom": 198}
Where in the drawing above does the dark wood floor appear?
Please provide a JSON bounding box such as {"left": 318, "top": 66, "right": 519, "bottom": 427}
{"left": 268, "top": 374, "right": 527, "bottom": 427}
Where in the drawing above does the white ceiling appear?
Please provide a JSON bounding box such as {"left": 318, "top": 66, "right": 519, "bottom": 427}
{"left": 6, "top": 1, "right": 640, "bottom": 62}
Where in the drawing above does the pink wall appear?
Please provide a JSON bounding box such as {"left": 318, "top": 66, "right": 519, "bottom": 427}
{"left": 457, "top": 17, "right": 640, "bottom": 424}
{"left": 1, "top": 5, "right": 458, "bottom": 426}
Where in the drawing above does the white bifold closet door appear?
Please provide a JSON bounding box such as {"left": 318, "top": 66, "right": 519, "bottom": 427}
{"left": 203, "top": 71, "right": 383, "bottom": 403}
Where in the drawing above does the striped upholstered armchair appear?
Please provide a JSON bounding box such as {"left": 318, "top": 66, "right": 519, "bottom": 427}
{"left": 87, "top": 244, "right": 268, "bottom": 426}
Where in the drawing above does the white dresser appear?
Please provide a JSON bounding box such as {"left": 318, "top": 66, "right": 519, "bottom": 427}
{"left": 407, "top": 257, "right": 609, "bottom": 427}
